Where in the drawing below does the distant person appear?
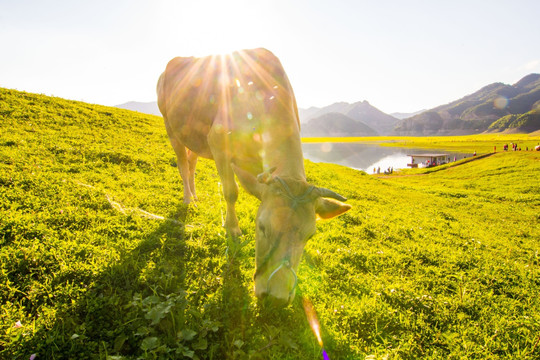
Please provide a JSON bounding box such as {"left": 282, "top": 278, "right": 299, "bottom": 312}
{"left": 473, "top": 151, "right": 476, "bottom": 156}
{"left": 494, "top": 146, "right": 496, "bottom": 152}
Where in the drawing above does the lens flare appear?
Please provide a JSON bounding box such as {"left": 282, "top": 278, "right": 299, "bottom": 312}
{"left": 494, "top": 96, "right": 508, "bottom": 109}
{"left": 303, "top": 297, "right": 331, "bottom": 359}
{"left": 302, "top": 297, "right": 323, "bottom": 346}
{"left": 321, "top": 143, "right": 333, "bottom": 153}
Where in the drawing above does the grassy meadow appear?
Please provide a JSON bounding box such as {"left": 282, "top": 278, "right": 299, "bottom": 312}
{"left": 302, "top": 134, "right": 540, "bottom": 154}
{"left": 1, "top": 87, "right": 540, "bottom": 359}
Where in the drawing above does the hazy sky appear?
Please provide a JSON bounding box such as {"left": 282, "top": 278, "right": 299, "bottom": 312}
{"left": 2, "top": 0, "right": 540, "bottom": 113}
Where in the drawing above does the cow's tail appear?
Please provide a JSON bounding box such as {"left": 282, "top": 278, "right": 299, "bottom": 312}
{"left": 292, "top": 91, "right": 300, "bottom": 130}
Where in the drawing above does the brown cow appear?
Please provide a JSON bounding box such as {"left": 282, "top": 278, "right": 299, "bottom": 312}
{"left": 157, "top": 48, "right": 351, "bottom": 305}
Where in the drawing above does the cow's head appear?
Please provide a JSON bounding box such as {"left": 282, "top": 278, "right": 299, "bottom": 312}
{"left": 232, "top": 165, "right": 351, "bottom": 306}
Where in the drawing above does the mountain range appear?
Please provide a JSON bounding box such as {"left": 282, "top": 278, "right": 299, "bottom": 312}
{"left": 299, "top": 100, "right": 399, "bottom": 136}
{"left": 115, "top": 99, "right": 400, "bottom": 136}
{"left": 394, "top": 73, "right": 540, "bottom": 135}
{"left": 115, "top": 73, "right": 540, "bottom": 136}
{"left": 300, "top": 112, "right": 378, "bottom": 137}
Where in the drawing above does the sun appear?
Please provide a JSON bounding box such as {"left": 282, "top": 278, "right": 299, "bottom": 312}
{"left": 156, "top": 0, "right": 272, "bottom": 57}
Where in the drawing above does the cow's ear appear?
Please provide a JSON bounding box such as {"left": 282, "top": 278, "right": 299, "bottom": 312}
{"left": 231, "top": 164, "right": 264, "bottom": 200}
{"left": 315, "top": 198, "right": 351, "bottom": 220}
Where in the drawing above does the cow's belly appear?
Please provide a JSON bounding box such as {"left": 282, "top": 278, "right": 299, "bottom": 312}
{"left": 170, "top": 117, "right": 264, "bottom": 174}
{"left": 180, "top": 125, "right": 213, "bottom": 159}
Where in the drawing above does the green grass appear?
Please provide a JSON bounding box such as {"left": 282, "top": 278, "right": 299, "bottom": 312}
{"left": 1, "top": 87, "right": 540, "bottom": 359}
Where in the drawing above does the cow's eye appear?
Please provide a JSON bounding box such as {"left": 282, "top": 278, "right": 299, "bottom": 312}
{"left": 258, "top": 224, "right": 267, "bottom": 235}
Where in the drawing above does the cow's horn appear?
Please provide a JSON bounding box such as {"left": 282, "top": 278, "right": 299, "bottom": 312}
{"left": 257, "top": 167, "right": 277, "bottom": 184}
{"left": 316, "top": 187, "right": 347, "bottom": 202}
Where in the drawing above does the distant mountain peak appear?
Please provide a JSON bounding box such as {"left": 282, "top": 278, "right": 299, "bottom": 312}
{"left": 114, "top": 101, "right": 161, "bottom": 116}
{"left": 513, "top": 73, "right": 540, "bottom": 89}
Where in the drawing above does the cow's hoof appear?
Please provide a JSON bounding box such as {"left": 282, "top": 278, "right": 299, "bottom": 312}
{"left": 225, "top": 232, "right": 249, "bottom": 259}
{"left": 183, "top": 197, "right": 198, "bottom": 208}
{"left": 228, "top": 227, "right": 242, "bottom": 239}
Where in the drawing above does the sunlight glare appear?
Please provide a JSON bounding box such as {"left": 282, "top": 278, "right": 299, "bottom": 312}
{"left": 157, "top": 0, "right": 273, "bottom": 57}
{"left": 302, "top": 297, "right": 323, "bottom": 347}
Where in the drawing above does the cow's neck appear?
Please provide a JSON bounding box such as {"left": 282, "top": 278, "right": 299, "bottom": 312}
{"left": 263, "top": 124, "right": 305, "bottom": 181}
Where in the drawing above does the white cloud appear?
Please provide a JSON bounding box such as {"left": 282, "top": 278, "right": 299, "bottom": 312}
{"left": 522, "top": 60, "right": 540, "bottom": 72}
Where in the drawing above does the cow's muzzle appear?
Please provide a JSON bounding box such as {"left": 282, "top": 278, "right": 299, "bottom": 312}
{"left": 258, "top": 257, "right": 298, "bottom": 306}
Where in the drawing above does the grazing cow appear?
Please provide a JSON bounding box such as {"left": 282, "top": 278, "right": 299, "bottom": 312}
{"left": 157, "top": 48, "right": 351, "bottom": 305}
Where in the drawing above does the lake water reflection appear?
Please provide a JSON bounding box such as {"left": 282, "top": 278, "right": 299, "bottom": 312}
{"left": 302, "top": 142, "right": 471, "bottom": 173}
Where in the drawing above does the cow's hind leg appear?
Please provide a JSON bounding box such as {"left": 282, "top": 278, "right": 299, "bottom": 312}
{"left": 176, "top": 145, "right": 196, "bottom": 204}
{"left": 169, "top": 137, "right": 195, "bottom": 204}
{"left": 164, "top": 117, "right": 196, "bottom": 204}
{"left": 187, "top": 150, "right": 198, "bottom": 201}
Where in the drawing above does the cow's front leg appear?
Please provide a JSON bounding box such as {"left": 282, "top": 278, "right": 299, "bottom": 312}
{"left": 220, "top": 166, "right": 242, "bottom": 238}
{"left": 208, "top": 130, "right": 242, "bottom": 238}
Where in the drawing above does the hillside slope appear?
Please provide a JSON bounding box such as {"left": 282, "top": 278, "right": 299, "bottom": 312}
{"left": 1, "top": 88, "right": 539, "bottom": 359}
{"left": 488, "top": 108, "right": 540, "bottom": 133}
{"left": 395, "top": 73, "right": 540, "bottom": 135}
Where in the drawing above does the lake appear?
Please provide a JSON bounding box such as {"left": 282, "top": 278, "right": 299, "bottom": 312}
{"left": 302, "top": 142, "right": 472, "bottom": 174}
